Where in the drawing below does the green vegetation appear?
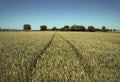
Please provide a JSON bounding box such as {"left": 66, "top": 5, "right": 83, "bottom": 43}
{"left": 62, "top": 25, "right": 70, "bottom": 31}
{"left": 88, "top": 25, "right": 95, "bottom": 32}
{"left": 102, "top": 26, "right": 107, "bottom": 32}
{"left": 40, "top": 25, "right": 47, "bottom": 31}
{"left": 1, "top": 24, "right": 118, "bottom": 32}
{"left": 0, "top": 32, "right": 120, "bottom": 82}
{"left": 52, "top": 26, "right": 57, "bottom": 31}
{"left": 69, "top": 25, "right": 86, "bottom": 31}
{"left": 23, "top": 24, "right": 31, "bottom": 31}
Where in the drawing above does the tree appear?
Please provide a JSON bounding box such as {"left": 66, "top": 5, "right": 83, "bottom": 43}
{"left": 77, "top": 25, "right": 86, "bottom": 31}
{"left": 106, "top": 29, "right": 110, "bottom": 32}
{"left": 70, "top": 24, "right": 79, "bottom": 31}
{"left": 40, "top": 25, "right": 47, "bottom": 31}
{"left": 113, "top": 29, "right": 116, "bottom": 31}
{"left": 23, "top": 24, "right": 31, "bottom": 30}
{"left": 52, "top": 27, "right": 57, "bottom": 31}
{"left": 70, "top": 25, "right": 76, "bottom": 31}
{"left": 0, "top": 27, "right": 1, "bottom": 31}
{"left": 95, "top": 28, "right": 102, "bottom": 31}
{"left": 59, "top": 27, "right": 64, "bottom": 31}
{"left": 70, "top": 25, "right": 85, "bottom": 31}
{"left": 88, "top": 26, "right": 95, "bottom": 32}
{"left": 110, "top": 29, "right": 112, "bottom": 32}
{"left": 63, "top": 25, "right": 69, "bottom": 31}
{"left": 74, "top": 25, "right": 81, "bottom": 31}
{"left": 102, "top": 26, "right": 107, "bottom": 32}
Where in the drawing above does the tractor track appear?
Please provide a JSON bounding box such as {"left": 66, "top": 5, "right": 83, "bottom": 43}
{"left": 26, "top": 32, "right": 82, "bottom": 82}
{"left": 59, "top": 33, "right": 83, "bottom": 60}
{"left": 59, "top": 34, "right": 97, "bottom": 81}
{"left": 26, "top": 32, "right": 56, "bottom": 82}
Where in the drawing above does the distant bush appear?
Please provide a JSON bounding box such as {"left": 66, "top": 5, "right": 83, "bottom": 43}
{"left": 63, "top": 25, "right": 69, "bottom": 31}
{"left": 40, "top": 25, "right": 47, "bottom": 31}
{"left": 52, "top": 27, "right": 57, "bottom": 31}
{"left": 77, "top": 25, "right": 86, "bottom": 31}
{"left": 95, "top": 28, "right": 102, "bottom": 31}
{"left": 88, "top": 26, "right": 95, "bottom": 32}
{"left": 113, "top": 29, "right": 116, "bottom": 31}
{"left": 70, "top": 25, "right": 86, "bottom": 31}
{"left": 102, "top": 26, "right": 107, "bottom": 32}
{"left": 23, "top": 24, "right": 31, "bottom": 31}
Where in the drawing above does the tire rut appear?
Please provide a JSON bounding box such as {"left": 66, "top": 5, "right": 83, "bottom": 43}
{"left": 59, "top": 33, "right": 83, "bottom": 60}
{"left": 26, "top": 32, "right": 56, "bottom": 82}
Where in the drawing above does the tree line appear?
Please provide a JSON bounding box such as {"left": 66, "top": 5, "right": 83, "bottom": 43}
{"left": 0, "top": 24, "right": 117, "bottom": 32}
{"left": 23, "top": 24, "right": 116, "bottom": 32}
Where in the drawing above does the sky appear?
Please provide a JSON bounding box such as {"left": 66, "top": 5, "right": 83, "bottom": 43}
{"left": 0, "top": 0, "right": 120, "bottom": 30}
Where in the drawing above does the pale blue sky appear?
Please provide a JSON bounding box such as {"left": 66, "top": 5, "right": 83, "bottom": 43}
{"left": 0, "top": 0, "right": 120, "bottom": 30}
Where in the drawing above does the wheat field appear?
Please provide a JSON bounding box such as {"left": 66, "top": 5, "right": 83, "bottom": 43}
{"left": 0, "top": 31, "right": 120, "bottom": 82}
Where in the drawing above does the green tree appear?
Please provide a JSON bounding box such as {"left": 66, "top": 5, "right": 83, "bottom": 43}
{"left": 70, "top": 25, "right": 76, "bottom": 31}
{"left": 95, "top": 28, "right": 102, "bottom": 31}
{"left": 74, "top": 25, "right": 80, "bottom": 31}
{"left": 113, "top": 29, "right": 116, "bottom": 31}
{"left": 70, "top": 25, "right": 85, "bottom": 31}
{"left": 52, "top": 27, "right": 57, "bottom": 31}
{"left": 70, "top": 24, "right": 79, "bottom": 31}
{"left": 40, "top": 25, "right": 47, "bottom": 31}
{"left": 23, "top": 24, "right": 31, "bottom": 30}
{"left": 63, "top": 25, "right": 69, "bottom": 31}
{"left": 59, "top": 27, "right": 64, "bottom": 31}
{"left": 88, "top": 26, "right": 95, "bottom": 32}
{"left": 110, "top": 29, "right": 112, "bottom": 31}
{"left": 102, "top": 26, "right": 107, "bottom": 32}
{"left": 77, "top": 25, "right": 86, "bottom": 31}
